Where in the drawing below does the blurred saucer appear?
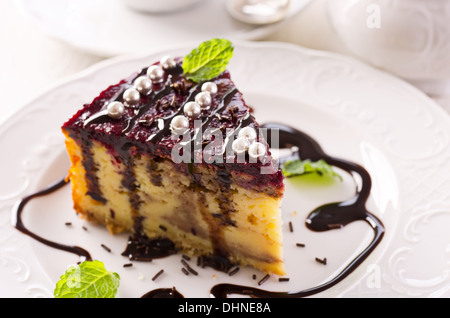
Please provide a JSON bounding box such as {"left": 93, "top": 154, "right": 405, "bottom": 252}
{"left": 15, "top": 0, "right": 310, "bottom": 57}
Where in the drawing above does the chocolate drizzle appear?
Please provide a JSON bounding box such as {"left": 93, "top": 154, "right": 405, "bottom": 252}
{"left": 263, "top": 123, "right": 379, "bottom": 232}
{"left": 122, "top": 233, "right": 178, "bottom": 261}
{"left": 209, "top": 123, "right": 385, "bottom": 298}
{"left": 143, "top": 83, "right": 202, "bottom": 142}
{"left": 141, "top": 287, "right": 184, "bottom": 298}
{"left": 14, "top": 177, "right": 92, "bottom": 261}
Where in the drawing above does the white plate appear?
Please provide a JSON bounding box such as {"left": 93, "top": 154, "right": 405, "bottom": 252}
{"left": 1, "top": 41, "right": 450, "bottom": 298}
{"left": 14, "top": 0, "right": 311, "bottom": 57}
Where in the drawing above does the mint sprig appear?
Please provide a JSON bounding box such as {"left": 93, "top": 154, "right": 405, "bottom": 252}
{"left": 54, "top": 260, "right": 120, "bottom": 298}
{"left": 282, "top": 159, "right": 343, "bottom": 181}
{"left": 183, "top": 38, "right": 234, "bottom": 83}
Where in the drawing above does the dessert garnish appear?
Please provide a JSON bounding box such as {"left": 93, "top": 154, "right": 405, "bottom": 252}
{"left": 282, "top": 159, "right": 343, "bottom": 180}
{"left": 182, "top": 38, "right": 234, "bottom": 83}
{"left": 54, "top": 260, "right": 120, "bottom": 298}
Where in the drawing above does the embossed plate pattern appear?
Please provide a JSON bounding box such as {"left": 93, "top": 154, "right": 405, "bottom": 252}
{"left": 0, "top": 41, "right": 449, "bottom": 298}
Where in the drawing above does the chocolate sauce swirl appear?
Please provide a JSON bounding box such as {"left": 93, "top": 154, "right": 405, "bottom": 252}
{"left": 209, "top": 123, "right": 385, "bottom": 298}
{"left": 141, "top": 287, "right": 184, "bottom": 298}
{"left": 14, "top": 177, "right": 92, "bottom": 261}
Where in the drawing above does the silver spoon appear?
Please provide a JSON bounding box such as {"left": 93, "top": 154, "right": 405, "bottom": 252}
{"left": 226, "top": 0, "right": 291, "bottom": 25}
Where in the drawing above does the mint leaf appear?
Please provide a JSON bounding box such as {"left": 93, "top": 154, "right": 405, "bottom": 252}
{"left": 282, "top": 159, "right": 343, "bottom": 181}
{"left": 183, "top": 38, "right": 234, "bottom": 82}
{"left": 54, "top": 260, "right": 120, "bottom": 298}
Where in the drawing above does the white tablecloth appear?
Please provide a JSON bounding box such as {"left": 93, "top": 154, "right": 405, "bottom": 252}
{"left": 2, "top": 0, "right": 450, "bottom": 126}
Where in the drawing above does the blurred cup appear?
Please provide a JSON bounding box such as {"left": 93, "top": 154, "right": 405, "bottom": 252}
{"left": 327, "top": 0, "right": 450, "bottom": 96}
{"left": 120, "top": 0, "right": 206, "bottom": 13}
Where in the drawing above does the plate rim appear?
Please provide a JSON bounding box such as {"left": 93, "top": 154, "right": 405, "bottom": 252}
{"left": 1, "top": 40, "right": 449, "bottom": 298}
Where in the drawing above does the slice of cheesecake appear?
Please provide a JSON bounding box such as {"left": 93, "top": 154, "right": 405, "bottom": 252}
{"left": 61, "top": 45, "right": 285, "bottom": 275}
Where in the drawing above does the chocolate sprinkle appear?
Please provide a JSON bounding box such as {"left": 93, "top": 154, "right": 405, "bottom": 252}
{"left": 101, "top": 243, "right": 111, "bottom": 253}
{"left": 258, "top": 274, "right": 270, "bottom": 286}
{"left": 228, "top": 267, "right": 240, "bottom": 276}
{"left": 315, "top": 257, "right": 327, "bottom": 265}
{"left": 289, "top": 221, "right": 294, "bottom": 233}
{"left": 181, "top": 259, "right": 198, "bottom": 276}
{"left": 296, "top": 243, "right": 305, "bottom": 248}
{"left": 181, "top": 268, "right": 189, "bottom": 276}
{"left": 152, "top": 269, "right": 164, "bottom": 281}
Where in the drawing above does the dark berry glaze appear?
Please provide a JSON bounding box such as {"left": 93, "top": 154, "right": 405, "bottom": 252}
{"left": 62, "top": 60, "right": 284, "bottom": 195}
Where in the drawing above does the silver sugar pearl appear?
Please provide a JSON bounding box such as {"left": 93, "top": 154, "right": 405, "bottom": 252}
{"left": 160, "top": 55, "right": 177, "bottom": 70}
{"left": 107, "top": 101, "right": 125, "bottom": 119}
{"left": 123, "top": 88, "right": 140, "bottom": 105}
{"left": 157, "top": 118, "right": 164, "bottom": 130}
{"left": 195, "top": 91, "right": 212, "bottom": 109}
{"left": 133, "top": 76, "right": 152, "bottom": 95}
{"left": 147, "top": 65, "right": 165, "bottom": 83}
{"left": 232, "top": 137, "right": 250, "bottom": 154}
{"left": 238, "top": 126, "right": 257, "bottom": 143}
{"left": 201, "top": 82, "right": 218, "bottom": 95}
{"left": 170, "top": 115, "right": 190, "bottom": 135}
{"left": 248, "top": 142, "right": 266, "bottom": 160}
{"left": 183, "top": 101, "right": 202, "bottom": 118}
